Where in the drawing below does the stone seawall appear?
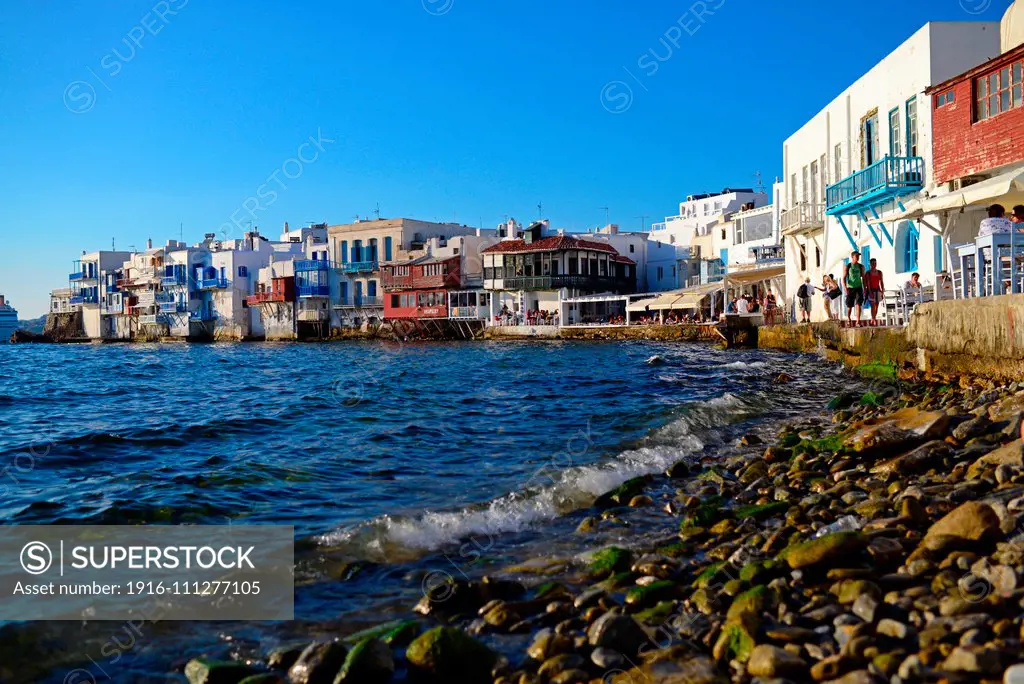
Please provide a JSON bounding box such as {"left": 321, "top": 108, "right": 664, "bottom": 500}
{"left": 758, "top": 295, "right": 1024, "bottom": 382}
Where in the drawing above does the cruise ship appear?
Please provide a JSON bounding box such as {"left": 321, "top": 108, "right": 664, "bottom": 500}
{"left": 0, "top": 295, "right": 18, "bottom": 343}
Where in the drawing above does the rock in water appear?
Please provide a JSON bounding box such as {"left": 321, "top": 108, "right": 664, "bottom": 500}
{"left": 184, "top": 658, "right": 253, "bottom": 684}
{"left": 287, "top": 642, "right": 348, "bottom": 684}
{"left": 405, "top": 627, "right": 496, "bottom": 683}
{"left": 646, "top": 355, "right": 666, "bottom": 366}
{"left": 334, "top": 637, "right": 394, "bottom": 683}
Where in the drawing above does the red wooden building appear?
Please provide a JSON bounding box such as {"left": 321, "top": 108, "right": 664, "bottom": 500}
{"left": 246, "top": 276, "right": 296, "bottom": 306}
{"left": 381, "top": 255, "right": 462, "bottom": 320}
{"left": 929, "top": 42, "right": 1024, "bottom": 186}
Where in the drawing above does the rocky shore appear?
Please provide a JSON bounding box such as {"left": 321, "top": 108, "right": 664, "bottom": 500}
{"left": 180, "top": 373, "right": 1024, "bottom": 684}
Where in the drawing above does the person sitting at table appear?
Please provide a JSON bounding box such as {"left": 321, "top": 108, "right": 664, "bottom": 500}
{"left": 1012, "top": 205, "right": 1024, "bottom": 225}
{"left": 980, "top": 204, "right": 1013, "bottom": 237}
{"left": 903, "top": 272, "right": 922, "bottom": 293}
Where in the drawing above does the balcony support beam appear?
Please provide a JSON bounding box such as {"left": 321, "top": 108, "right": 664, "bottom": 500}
{"left": 858, "top": 211, "right": 883, "bottom": 249}
{"left": 835, "top": 216, "right": 859, "bottom": 253}
{"left": 867, "top": 207, "right": 893, "bottom": 246}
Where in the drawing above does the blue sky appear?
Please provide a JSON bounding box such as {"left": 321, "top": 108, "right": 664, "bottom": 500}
{"left": 0, "top": 0, "right": 1009, "bottom": 317}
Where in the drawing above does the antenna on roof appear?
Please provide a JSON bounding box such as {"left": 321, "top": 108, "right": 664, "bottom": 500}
{"left": 374, "top": 203, "right": 381, "bottom": 220}
{"left": 112, "top": 238, "right": 116, "bottom": 251}
{"left": 599, "top": 207, "right": 610, "bottom": 226}
{"left": 537, "top": 201, "right": 543, "bottom": 219}
{"left": 754, "top": 171, "right": 766, "bottom": 194}
{"left": 635, "top": 215, "right": 649, "bottom": 231}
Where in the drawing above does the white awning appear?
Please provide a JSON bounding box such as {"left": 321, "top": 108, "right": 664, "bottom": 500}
{"left": 626, "top": 283, "right": 720, "bottom": 312}
{"left": 893, "top": 166, "right": 1024, "bottom": 221}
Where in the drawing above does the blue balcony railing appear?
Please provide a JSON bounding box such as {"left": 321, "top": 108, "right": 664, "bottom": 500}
{"left": 297, "top": 284, "right": 331, "bottom": 298}
{"left": 826, "top": 156, "right": 924, "bottom": 215}
{"left": 198, "top": 278, "right": 229, "bottom": 290}
{"left": 296, "top": 260, "right": 340, "bottom": 272}
{"left": 162, "top": 274, "right": 186, "bottom": 286}
{"left": 341, "top": 261, "right": 379, "bottom": 274}
{"left": 80, "top": 293, "right": 99, "bottom": 305}
{"left": 69, "top": 296, "right": 84, "bottom": 306}
{"left": 69, "top": 272, "right": 86, "bottom": 281}
{"left": 159, "top": 301, "right": 187, "bottom": 313}
{"left": 190, "top": 310, "right": 216, "bottom": 322}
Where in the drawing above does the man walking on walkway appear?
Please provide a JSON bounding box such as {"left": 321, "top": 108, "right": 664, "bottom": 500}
{"left": 844, "top": 251, "right": 865, "bottom": 327}
{"left": 865, "top": 258, "right": 885, "bottom": 325}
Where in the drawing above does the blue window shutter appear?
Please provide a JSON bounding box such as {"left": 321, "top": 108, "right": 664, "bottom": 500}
{"left": 907, "top": 226, "right": 919, "bottom": 271}
{"left": 385, "top": 237, "right": 392, "bottom": 261}
{"left": 368, "top": 280, "right": 377, "bottom": 296}
{"left": 934, "top": 235, "right": 944, "bottom": 271}
{"left": 340, "top": 282, "right": 348, "bottom": 301}
{"left": 340, "top": 241, "right": 348, "bottom": 263}
{"left": 861, "top": 245, "right": 870, "bottom": 273}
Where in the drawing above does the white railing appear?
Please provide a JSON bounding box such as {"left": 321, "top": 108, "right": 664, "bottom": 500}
{"left": 781, "top": 203, "right": 824, "bottom": 234}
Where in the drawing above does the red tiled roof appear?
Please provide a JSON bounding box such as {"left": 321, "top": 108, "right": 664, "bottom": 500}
{"left": 482, "top": 236, "right": 621, "bottom": 256}
{"left": 612, "top": 254, "right": 636, "bottom": 265}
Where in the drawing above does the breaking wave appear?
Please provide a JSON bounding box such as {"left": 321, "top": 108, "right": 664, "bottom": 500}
{"left": 316, "top": 392, "right": 761, "bottom": 561}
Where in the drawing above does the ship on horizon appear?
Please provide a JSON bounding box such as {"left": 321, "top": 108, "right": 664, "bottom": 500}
{"left": 0, "top": 295, "right": 19, "bottom": 343}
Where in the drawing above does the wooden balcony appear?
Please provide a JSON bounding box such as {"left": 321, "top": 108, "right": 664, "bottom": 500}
{"left": 781, "top": 203, "right": 825, "bottom": 236}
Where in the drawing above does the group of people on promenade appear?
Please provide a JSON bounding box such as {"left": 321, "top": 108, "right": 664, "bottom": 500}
{"left": 726, "top": 289, "right": 781, "bottom": 324}
{"left": 495, "top": 306, "right": 559, "bottom": 327}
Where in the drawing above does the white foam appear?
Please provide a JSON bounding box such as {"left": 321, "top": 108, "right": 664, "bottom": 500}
{"left": 720, "top": 360, "right": 768, "bottom": 370}
{"left": 318, "top": 392, "right": 759, "bottom": 559}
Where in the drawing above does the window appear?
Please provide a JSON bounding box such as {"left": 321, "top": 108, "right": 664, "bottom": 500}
{"left": 889, "top": 108, "right": 902, "bottom": 157}
{"left": 802, "top": 166, "right": 809, "bottom": 203}
{"left": 367, "top": 280, "right": 377, "bottom": 297}
{"left": 384, "top": 237, "right": 393, "bottom": 261}
{"left": 906, "top": 97, "right": 918, "bottom": 156}
{"left": 975, "top": 62, "right": 1023, "bottom": 120}
{"left": 815, "top": 246, "right": 821, "bottom": 268}
{"left": 896, "top": 221, "right": 920, "bottom": 272}
{"left": 799, "top": 244, "right": 807, "bottom": 271}
{"left": 340, "top": 241, "right": 348, "bottom": 264}
{"left": 238, "top": 266, "right": 248, "bottom": 278}
{"left": 935, "top": 90, "right": 956, "bottom": 107}
{"left": 810, "top": 160, "right": 819, "bottom": 206}
{"left": 629, "top": 244, "right": 635, "bottom": 253}
{"left": 657, "top": 266, "right": 664, "bottom": 280}
{"left": 790, "top": 173, "right": 797, "bottom": 207}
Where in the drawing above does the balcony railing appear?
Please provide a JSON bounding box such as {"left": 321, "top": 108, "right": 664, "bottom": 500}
{"left": 162, "top": 274, "right": 186, "bottom": 286}
{"left": 495, "top": 275, "right": 632, "bottom": 292}
{"left": 297, "top": 310, "right": 330, "bottom": 322}
{"left": 340, "top": 261, "right": 379, "bottom": 274}
{"left": 69, "top": 272, "right": 89, "bottom": 281}
{"left": 297, "top": 284, "right": 331, "bottom": 298}
{"left": 826, "top": 156, "right": 924, "bottom": 215}
{"left": 159, "top": 301, "right": 187, "bottom": 313}
{"left": 781, "top": 203, "right": 825, "bottom": 234}
{"left": 246, "top": 292, "right": 289, "bottom": 305}
{"left": 296, "top": 260, "right": 341, "bottom": 272}
{"left": 751, "top": 245, "right": 785, "bottom": 263}
{"left": 197, "top": 278, "right": 229, "bottom": 290}
{"left": 335, "top": 296, "right": 384, "bottom": 308}
{"left": 190, "top": 310, "right": 216, "bottom": 322}
{"left": 139, "top": 314, "right": 168, "bottom": 325}
{"left": 101, "top": 303, "right": 124, "bottom": 316}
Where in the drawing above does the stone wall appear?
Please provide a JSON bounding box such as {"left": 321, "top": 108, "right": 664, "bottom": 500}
{"left": 559, "top": 325, "right": 721, "bottom": 342}
{"left": 758, "top": 295, "right": 1024, "bottom": 382}
{"left": 43, "top": 311, "right": 83, "bottom": 341}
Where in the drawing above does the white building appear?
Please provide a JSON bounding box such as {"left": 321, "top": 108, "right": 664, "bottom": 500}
{"left": 780, "top": 21, "right": 1001, "bottom": 321}
{"left": 326, "top": 218, "right": 488, "bottom": 331}
{"left": 69, "top": 250, "right": 132, "bottom": 340}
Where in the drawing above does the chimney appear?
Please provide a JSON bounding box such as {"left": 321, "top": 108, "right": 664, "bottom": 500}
{"left": 147, "top": 238, "right": 153, "bottom": 250}
{"left": 284, "top": 221, "right": 289, "bottom": 232}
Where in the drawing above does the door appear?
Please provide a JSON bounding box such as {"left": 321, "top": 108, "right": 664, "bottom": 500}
{"left": 865, "top": 115, "right": 880, "bottom": 166}
{"left": 354, "top": 281, "right": 363, "bottom": 306}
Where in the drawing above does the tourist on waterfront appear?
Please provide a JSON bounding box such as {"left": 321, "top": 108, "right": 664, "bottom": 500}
{"left": 865, "top": 258, "right": 885, "bottom": 325}
{"left": 904, "top": 272, "right": 922, "bottom": 292}
{"left": 797, "top": 278, "right": 813, "bottom": 323}
{"left": 817, "top": 274, "right": 841, "bottom": 321}
{"left": 844, "top": 251, "right": 866, "bottom": 327}
{"left": 736, "top": 295, "right": 751, "bottom": 315}
{"left": 727, "top": 298, "right": 737, "bottom": 313}
{"left": 1013, "top": 205, "right": 1024, "bottom": 225}
{"left": 763, "top": 289, "right": 778, "bottom": 324}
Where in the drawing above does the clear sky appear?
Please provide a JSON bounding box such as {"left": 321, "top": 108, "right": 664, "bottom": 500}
{"left": 0, "top": 0, "right": 1010, "bottom": 317}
